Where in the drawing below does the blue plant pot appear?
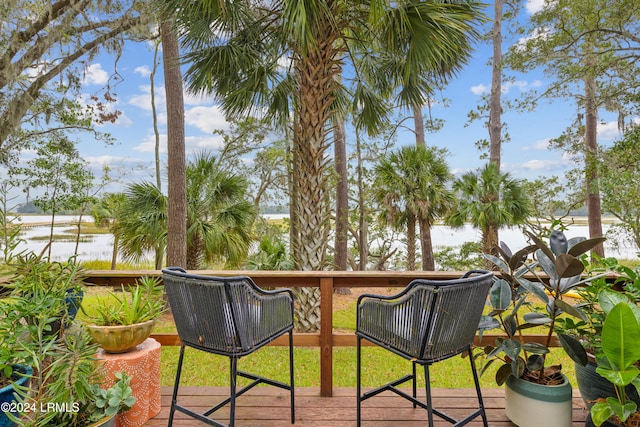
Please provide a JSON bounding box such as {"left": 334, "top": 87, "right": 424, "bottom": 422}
{"left": 0, "top": 365, "right": 32, "bottom": 427}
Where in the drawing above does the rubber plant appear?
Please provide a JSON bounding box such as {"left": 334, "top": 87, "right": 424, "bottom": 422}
{"left": 478, "top": 229, "right": 606, "bottom": 385}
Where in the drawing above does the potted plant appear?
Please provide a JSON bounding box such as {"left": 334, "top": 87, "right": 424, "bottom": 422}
{"left": 478, "top": 229, "right": 606, "bottom": 427}
{"left": 588, "top": 298, "right": 640, "bottom": 426}
{"left": 12, "top": 327, "right": 136, "bottom": 427}
{"left": 83, "top": 276, "right": 164, "bottom": 353}
{"left": 0, "top": 253, "right": 135, "bottom": 427}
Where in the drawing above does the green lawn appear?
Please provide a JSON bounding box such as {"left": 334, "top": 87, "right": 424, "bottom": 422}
{"left": 80, "top": 287, "right": 577, "bottom": 389}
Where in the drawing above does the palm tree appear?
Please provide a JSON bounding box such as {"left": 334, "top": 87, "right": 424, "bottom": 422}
{"left": 161, "top": 0, "right": 483, "bottom": 272}
{"left": 374, "top": 145, "right": 454, "bottom": 270}
{"left": 114, "top": 182, "right": 167, "bottom": 269}
{"left": 114, "top": 155, "right": 256, "bottom": 269}
{"left": 446, "top": 163, "right": 531, "bottom": 258}
{"left": 185, "top": 152, "right": 256, "bottom": 269}
{"left": 162, "top": 0, "right": 483, "bottom": 331}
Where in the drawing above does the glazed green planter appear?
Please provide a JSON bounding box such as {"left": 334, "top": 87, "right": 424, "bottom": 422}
{"left": 575, "top": 360, "right": 640, "bottom": 410}
{"left": 505, "top": 374, "right": 573, "bottom": 427}
{"left": 87, "top": 320, "right": 154, "bottom": 353}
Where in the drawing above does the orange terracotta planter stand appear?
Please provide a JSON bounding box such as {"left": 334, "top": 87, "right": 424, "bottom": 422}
{"left": 97, "top": 338, "right": 161, "bottom": 427}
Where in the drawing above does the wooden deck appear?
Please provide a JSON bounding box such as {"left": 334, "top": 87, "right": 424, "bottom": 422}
{"left": 144, "top": 386, "right": 589, "bottom": 426}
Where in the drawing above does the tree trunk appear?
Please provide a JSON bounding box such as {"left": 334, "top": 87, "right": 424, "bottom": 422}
{"left": 333, "top": 116, "right": 350, "bottom": 294}
{"left": 489, "top": 0, "right": 503, "bottom": 169}
{"left": 151, "top": 40, "right": 162, "bottom": 191}
{"left": 356, "top": 128, "right": 368, "bottom": 271}
{"left": 161, "top": 17, "right": 187, "bottom": 268}
{"left": 414, "top": 104, "right": 425, "bottom": 147}
{"left": 419, "top": 217, "right": 435, "bottom": 270}
{"left": 584, "top": 71, "right": 605, "bottom": 258}
{"left": 407, "top": 214, "right": 417, "bottom": 271}
{"left": 290, "top": 25, "right": 338, "bottom": 332}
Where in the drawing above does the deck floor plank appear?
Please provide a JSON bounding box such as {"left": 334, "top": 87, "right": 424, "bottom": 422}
{"left": 143, "top": 386, "right": 588, "bottom": 426}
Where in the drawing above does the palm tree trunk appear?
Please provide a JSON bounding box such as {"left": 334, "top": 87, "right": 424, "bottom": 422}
{"left": 161, "top": 16, "right": 187, "bottom": 268}
{"left": 291, "top": 23, "right": 339, "bottom": 332}
{"left": 407, "top": 214, "right": 417, "bottom": 271}
{"left": 419, "top": 217, "right": 435, "bottom": 270}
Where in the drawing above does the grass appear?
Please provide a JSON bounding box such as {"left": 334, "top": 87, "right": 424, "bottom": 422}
{"left": 79, "top": 287, "right": 578, "bottom": 389}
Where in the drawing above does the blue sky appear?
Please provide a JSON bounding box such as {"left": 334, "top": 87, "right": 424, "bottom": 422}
{"left": 38, "top": 0, "right": 625, "bottom": 200}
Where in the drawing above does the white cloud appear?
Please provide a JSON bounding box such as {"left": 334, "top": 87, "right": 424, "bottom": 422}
{"left": 134, "top": 65, "right": 152, "bottom": 78}
{"left": 514, "top": 27, "right": 551, "bottom": 52}
{"left": 470, "top": 84, "right": 488, "bottom": 95}
{"left": 523, "top": 138, "right": 552, "bottom": 151}
{"left": 128, "top": 85, "right": 164, "bottom": 111}
{"left": 132, "top": 132, "right": 225, "bottom": 156}
{"left": 503, "top": 79, "right": 542, "bottom": 94}
{"left": 185, "top": 105, "right": 230, "bottom": 133}
{"left": 597, "top": 121, "right": 622, "bottom": 141}
{"left": 526, "top": 0, "right": 546, "bottom": 14}
{"left": 84, "top": 64, "right": 109, "bottom": 86}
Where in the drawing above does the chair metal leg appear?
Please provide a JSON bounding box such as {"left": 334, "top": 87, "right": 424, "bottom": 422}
{"left": 469, "top": 349, "right": 489, "bottom": 427}
{"left": 424, "top": 364, "right": 435, "bottom": 427}
{"left": 289, "top": 329, "right": 295, "bottom": 424}
{"left": 168, "top": 345, "right": 187, "bottom": 427}
{"left": 412, "top": 361, "right": 417, "bottom": 408}
{"left": 230, "top": 357, "right": 238, "bottom": 427}
{"left": 356, "top": 336, "right": 362, "bottom": 427}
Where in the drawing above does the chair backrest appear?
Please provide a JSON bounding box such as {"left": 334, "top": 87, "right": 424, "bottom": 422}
{"left": 161, "top": 268, "right": 292, "bottom": 355}
{"left": 358, "top": 270, "right": 493, "bottom": 362}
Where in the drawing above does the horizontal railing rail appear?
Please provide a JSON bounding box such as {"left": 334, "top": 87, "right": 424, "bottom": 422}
{"left": 84, "top": 270, "right": 592, "bottom": 397}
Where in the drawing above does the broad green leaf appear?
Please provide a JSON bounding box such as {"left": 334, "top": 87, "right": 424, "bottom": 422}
{"left": 596, "top": 366, "right": 640, "bottom": 387}
{"left": 496, "top": 363, "right": 512, "bottom": 386}
{"left": 511, "top": 357, "right": 525, "bottom": 378}
{"left": 523, "top": 312, "right": 552, "bottom": 325}
{"left": 590, "top": 401, "right": 613, "bottom": 426}
{"left": 526, "top": 354, "right": 544, "bottom": 370}
{"left": 567, "top": 237, "right": 606, "bottom": 257}
{"left": 598, "top": 289, "right": 631, "bottom": 315}
{"left": 508, "top": 245, "right": 537, "bottom": 271}
{"left": 478, "top": 315, "right": 500, "bottom": 331}
{"left": 555, "top": 254, "right": 584, "bottom": 279}
{"left": 535, "top": 248, "right": 556, "bottom": 278}
{"left": 558, "top": 333, "right": 588, "bottom": 366}
{"left": 601, "top": 303, "right": 640, "bottom": 369}
{"left": 501, "top": 338, "right": 522, "bottom": 361}
{"left": 484, "top": 253, "right": 508, "bottom": 273}
{"left": 518, "top": 278, "right": 548, "bottom": 303}
{"left": 555, "top": 299, "right": 587, "bottom": 321}
{"left": 489, "top": 279, "right": 511, "bottom": 311}
{"left": 549, "top": 230, "right": 568, "bottom": 255}
{"left": 522, "top": 342, "right": 550, "bottom": 354}
{"left": 525, "top": 231, "right": 556, "bottom": 264}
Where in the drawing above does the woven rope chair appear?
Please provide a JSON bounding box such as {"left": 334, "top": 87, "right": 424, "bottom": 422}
{"left": 356, "top": 270, "right": 493, "bottom": 427}
{"left": 162, "top": 268, "right": 295, "bottom": 427}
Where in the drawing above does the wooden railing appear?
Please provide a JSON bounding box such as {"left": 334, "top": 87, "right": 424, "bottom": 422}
{"left": 84, "top": 270, "right": 561, "bottom": 397}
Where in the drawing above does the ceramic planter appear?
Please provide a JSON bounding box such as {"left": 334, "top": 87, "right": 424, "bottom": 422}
{"left": 505, "top": 374, "right": 573, "bottom": 427}
{"left": 87, "top": 320, "right": 154, "bottom": 353}
{"left": 0, "top": 365, "right": 33, "bottom": 427}
{"left": 575, "top": 360, "right": 640, "bottom": 410}
{"left": 86, "top": 414, "right": 116, "bottom": 427}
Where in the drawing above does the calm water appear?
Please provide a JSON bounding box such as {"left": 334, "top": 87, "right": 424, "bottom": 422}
{"left": 10, "top": 215, "right": 639, "bottom": 264}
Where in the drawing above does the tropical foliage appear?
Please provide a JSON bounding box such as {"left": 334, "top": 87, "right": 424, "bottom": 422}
{"left": 114, "top": 154, "right": 256, "bottom": 269}
{"left": 374, "top": 145, "right": 454, "bottom": 270}
{"left": 447, "top": 163, "right": 531, "bottom": 258}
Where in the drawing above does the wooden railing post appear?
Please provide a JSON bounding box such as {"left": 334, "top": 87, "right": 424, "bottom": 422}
{"left": 319, "top": 277, "right": 333, "bottom": 397}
